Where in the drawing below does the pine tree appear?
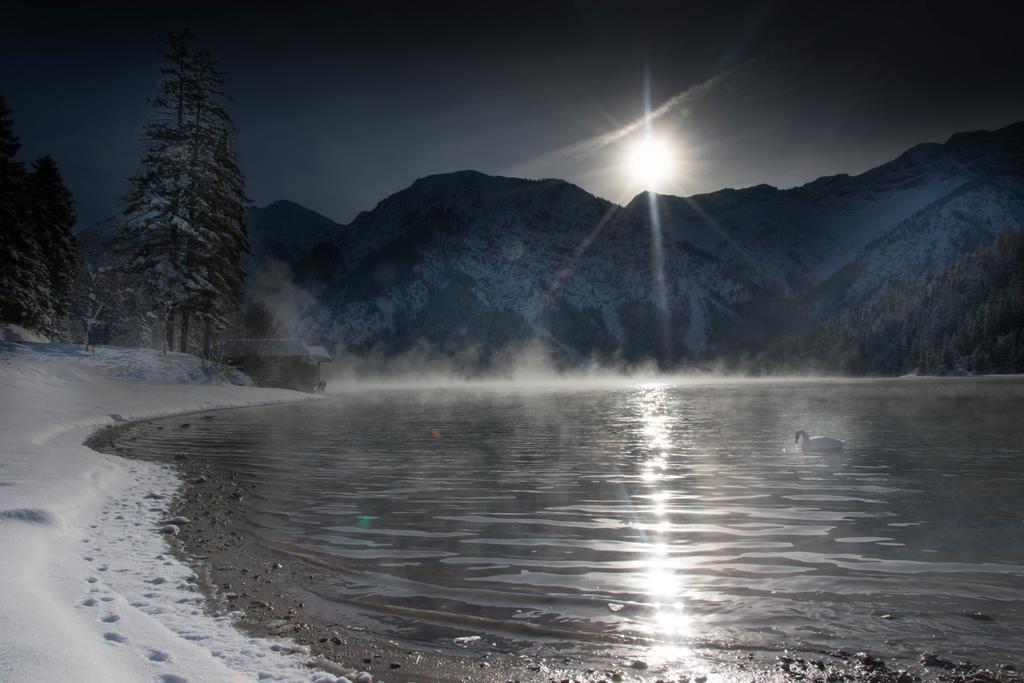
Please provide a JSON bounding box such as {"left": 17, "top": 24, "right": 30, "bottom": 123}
{"left": 0, "top": 96, "right": 50, "bottom": 329}
{"left": 121, "top": 31, "right": 193, "bottom": 351}
{"left": 121, "top": 33, "right": 248, "bottom": 356}
{"left": 27, "top": 155, "right": 78, "bottom": 336}
{"left": 178, "top": 48, "right": 248, "bottom": 356}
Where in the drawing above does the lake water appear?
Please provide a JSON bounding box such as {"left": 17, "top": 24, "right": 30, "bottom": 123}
{"left": 127, "top": 377, "right": 1024, "bottom": 671}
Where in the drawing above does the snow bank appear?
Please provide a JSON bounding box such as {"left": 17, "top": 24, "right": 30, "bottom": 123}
{"left": 1, "top": 322, "right": 49, "bottom": 343}
{"left": 0, "top": 340, "right": 332, "bottom": 682}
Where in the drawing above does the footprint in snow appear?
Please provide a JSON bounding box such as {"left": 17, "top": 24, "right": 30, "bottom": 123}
{"left": 147, "top": 649, "right": 170, "bottom": 662}
{"left": 101, "top": 614, "right": 120, "bottom": 623}
{"left": 103, "top": 632, "right": 127, "bottom": 643}
{"left": 82, "top": 598, "right": 98, "bottom": 607}
{"left": 159, "top": 675, "right": 188, "bottom": 683}
{"left": 0, "top": 508, "right": 59, "bottom": 526}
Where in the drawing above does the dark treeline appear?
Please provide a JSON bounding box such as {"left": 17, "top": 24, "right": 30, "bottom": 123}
{"left": 1, "top": 31, "right": 249, "bottom": 357}
{"left": 0, "top": 96, "right": 78, "bottom": 337}
{"left": 760, "top": 226, "right": 1024, "bottom": 375}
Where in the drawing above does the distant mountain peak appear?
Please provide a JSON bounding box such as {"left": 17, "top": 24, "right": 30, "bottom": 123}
{"left": 264, "top": 199, "right": 305, "bottom": 209}
{"left": 244, "top": 199, "right": 344, "bottom": 265}
{"left": 253, "top": 199, "right": 339, "bottom": 220}
{"left": 406, "top": 169, "right": 582, "bottom": 193}
{"left": 893, "top": 141, "right": 948, "bottom": 165}
{"left": 412, "top": 169, "right": 492, "bottom": 183}
{"left": 945, "top": 119, "right": 1024, "bottom": 148}
{"left": 366, "top": 169, "right": 603, "bottom": 219}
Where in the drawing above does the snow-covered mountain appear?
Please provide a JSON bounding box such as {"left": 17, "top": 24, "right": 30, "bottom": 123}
{"left": 245, "top": 199, "right": 344, "bottom": 265}
{"left": 243, "top": 122, "right": 1024, "bottom": 367}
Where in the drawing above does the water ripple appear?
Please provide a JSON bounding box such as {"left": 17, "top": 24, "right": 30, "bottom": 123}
{"left": 125, "top": 377, "right": 1024, "bottom": 666}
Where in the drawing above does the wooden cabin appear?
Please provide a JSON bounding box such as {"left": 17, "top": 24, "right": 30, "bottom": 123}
{"left": 222, "top": 338, "right": 333, "bottom": 392}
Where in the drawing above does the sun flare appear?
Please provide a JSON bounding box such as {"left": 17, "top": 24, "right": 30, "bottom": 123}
{"left": 627, "top": 137, "right": 674, "bottom": 189}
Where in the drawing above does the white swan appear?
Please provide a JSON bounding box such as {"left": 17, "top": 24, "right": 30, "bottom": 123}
{"left": 795, "top": 430, "right": 845, "bottom": 452}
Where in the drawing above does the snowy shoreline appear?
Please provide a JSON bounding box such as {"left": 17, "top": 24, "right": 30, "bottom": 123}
{"left": 97, "top": 420, "right": 556, "bottom": 683}
{"left": 0, "top": 339, "right": 337, "bottom": 681}
{"left": 6, "top": 339, "right": 1022, "bottom": 683}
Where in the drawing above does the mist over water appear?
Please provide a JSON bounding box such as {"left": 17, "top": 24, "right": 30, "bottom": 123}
{"left": 318, "top": 337, "right": 794, "bottom": 387}
{"left": 127, "top": 377, "right": 1024, "bottom": 670}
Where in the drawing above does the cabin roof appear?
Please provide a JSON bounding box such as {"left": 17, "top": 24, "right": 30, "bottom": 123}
{"left": 305, "top": 345, "right": 333, "bottom": 363}
{"left": 222, "top": 338, "right": 333, "bottom": 363}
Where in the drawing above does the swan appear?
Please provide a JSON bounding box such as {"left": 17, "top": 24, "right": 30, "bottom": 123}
{"left": 795, "top": 430, "right": 845, "bottom": 452}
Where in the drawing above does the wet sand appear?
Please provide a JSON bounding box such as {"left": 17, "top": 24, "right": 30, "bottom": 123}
{"left": 90, "top": 417, "right": 1024, "bottom": 683}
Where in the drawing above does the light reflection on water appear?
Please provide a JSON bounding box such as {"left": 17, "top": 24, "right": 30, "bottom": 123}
{"left": 125, "top": 377, "right": 1024, "bottom": 670}
{"left": 635, "top": 384, "right": 693, "bottom": 666}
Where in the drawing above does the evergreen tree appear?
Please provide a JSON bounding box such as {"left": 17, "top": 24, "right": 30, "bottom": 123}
{"left": 178, "top": 48, "right": 249, "bottom": 356}
{"left": 121, "top": 32, "right": 248, "bottom": 356}
{"left": 0, "top": 96, "right": 50, "bottom": 329}
{"left": 27, "top": 155, "right": 78, "bottom": 336}
{"left": 121, "top": 31, "right": 193, "bottom": 351}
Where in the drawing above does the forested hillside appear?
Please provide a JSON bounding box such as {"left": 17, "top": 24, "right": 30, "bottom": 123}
{"left": 761, "top": 227, "right": 1024, "bottom": 375}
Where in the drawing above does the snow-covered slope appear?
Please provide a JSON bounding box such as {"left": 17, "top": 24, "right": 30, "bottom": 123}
{"left": 1, "top": 322, "right": 49, "bottom": 342}
{"left": 245, "top": 199, "right": 345, "bottom": 266}
{"left": 0, "top": 341, "right": 330, "bottom": 681}
{"left": 298, "top": 171, "right": 716, "bottom": 364}
{"left": 841, "top": 174, "right": 1024, "bottom": 305}
{"left": 241, "top": 121, "right": 1024, "bottom": 366}
{"left": 639, "top": 122, "right": 1024, "bottom": 293}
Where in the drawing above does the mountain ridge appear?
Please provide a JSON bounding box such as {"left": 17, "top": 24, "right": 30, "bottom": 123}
{"left": 244, "top": 120, "right": 1024, "bottom": 234}
{"left": 240, "top": 120, "right": 1023, "bottom": 371}
{"left": 80, "top": 121, "right": 1024, "bottom": 371}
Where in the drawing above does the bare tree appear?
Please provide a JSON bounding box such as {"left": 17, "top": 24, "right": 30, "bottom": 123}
{"left": 72, "top": 226, "right": 144, "bottom": 350}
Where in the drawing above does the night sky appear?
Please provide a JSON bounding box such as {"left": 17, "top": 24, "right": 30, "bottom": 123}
{"left": 3, "top": 1, "right": 1022, "bottom": 228}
